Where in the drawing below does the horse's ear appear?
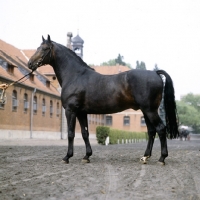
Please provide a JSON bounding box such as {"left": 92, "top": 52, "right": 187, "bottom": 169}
{"left": 42, "top": 36, "right": 45, "bottom": 42}
{"left": 47, "top": 35, "right": 51, "bottom": 42}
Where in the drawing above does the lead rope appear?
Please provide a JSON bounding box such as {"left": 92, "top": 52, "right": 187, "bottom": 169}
{"left": 0, "top": 44, "right": 53, "bottom": 104}
{"left": 0, "top": 70, "right": 34, "bottom": 104}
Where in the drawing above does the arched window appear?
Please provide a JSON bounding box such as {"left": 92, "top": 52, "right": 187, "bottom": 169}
{"left": 106, "top": 116, "right": 112, "bottom": 125}
{"left": 123, "top": 116, "right": 130, "bottom": 126}
{"left": 50, "top": 100, "right": 53, "bottom": 117}
{"left": 12, "top": 90, "right": 18, "bottom": 111}
{"left": 141, "top": 116, "right": 146, "bottom": 126}
{"left": 33, "top": 96, "right": 37, "bottom": 114}
{"left": 24, "top": 93, "right": 29, "bottom": 113}
{"left": 56, "top": 102, "right": 60, "bottom": 117}
{"left": 42, "top": 98, "right": 46, "bottom": 116}
{"left": 0, "top": 89, "right": 5, "bottom": 109}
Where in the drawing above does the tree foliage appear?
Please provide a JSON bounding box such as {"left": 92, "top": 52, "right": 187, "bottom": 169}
{"left": 176, "top": 93, "right": 200, "bottom": 133}
{"left": 100, "top": 54, "right": 132, "bottom": 69}
{"left": 153, "top": 64, "right": 159, "bottom": 71}
{"left": 136, "top": 61, "right": 146, "bottom": 70}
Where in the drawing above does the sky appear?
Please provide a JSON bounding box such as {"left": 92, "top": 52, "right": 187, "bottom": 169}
{"left": 1, "top": 0, "right": 200, "bottom": 100}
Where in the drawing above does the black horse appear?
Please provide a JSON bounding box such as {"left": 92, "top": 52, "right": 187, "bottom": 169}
{"left": 179, "top": 128, "right": 190, "bottom": 141}
{"left": 28, "top": 35, "right": 179, "bottom": 165}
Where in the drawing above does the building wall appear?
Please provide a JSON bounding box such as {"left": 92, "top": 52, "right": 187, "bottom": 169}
{"left": 0, "top": 79, "right": 62, "bottom": 139}
{"left": 106, "top": 110, "right": 147, "bottom": 132}
{"left": 74, "top": 110, "right": 147, "bottom": 134}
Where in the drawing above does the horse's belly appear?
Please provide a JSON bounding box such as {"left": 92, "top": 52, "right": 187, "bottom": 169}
{"left": 82, "top": 99, "right": 138, "bottom": 114}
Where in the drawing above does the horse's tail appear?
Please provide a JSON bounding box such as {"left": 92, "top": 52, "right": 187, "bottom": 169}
{"left": 156, "top": 70, "right": 179, "bottom": 139}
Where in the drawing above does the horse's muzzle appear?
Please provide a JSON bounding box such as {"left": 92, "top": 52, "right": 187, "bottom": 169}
{"left": 28, "top": 60, "right": 32, "bottom": 69}
{"left": 28, "top": 60, "right": 37, "bottom": 71}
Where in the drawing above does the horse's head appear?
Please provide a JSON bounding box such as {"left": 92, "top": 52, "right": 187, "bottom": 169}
{"left": 28, "top": 35, "right": 53, "bottom": 71}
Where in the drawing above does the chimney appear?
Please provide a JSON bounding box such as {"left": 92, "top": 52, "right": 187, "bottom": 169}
{"left": 66, "top": 32, "right": 73, "bottom": 50}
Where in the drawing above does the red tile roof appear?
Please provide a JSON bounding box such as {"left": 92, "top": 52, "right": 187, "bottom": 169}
{"left": 0, "top": 39, "right": 60, "bottom": 96}
{"left": 93, "top": 65, "right": 130, "bottom": 75}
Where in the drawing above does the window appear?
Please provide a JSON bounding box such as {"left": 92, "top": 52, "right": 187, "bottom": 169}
{"left": 123, "top": 116, "right": 130, "bottom": 126}
{"left": 46, "top": 80, "right": 50, "bottom": 88}
{"left": 141, "top": 116, "right": 146, "bottom": 126}
{"left": 106, "top": 116, "right": 112, "bottom": 126}
{"left": 33, "top": 96, "right": 37, "bottom": 114}
{"left": 24, "top": 93, "right": 29, "bottom": 113}
{"left": 74, "top": 47, "right": 81, "bottom": 54}
{"left": 7, "top": 64, "right": 14, "bottom": 74}
{"left": 56, "top": 102, "right": 60, "bottom": 117}
{"left": 29, "top": 74, "right": 34, "bottom": 82}
{"left": 12, "top": 90, "right": 18, "bottom": 111}
{"left": 0, "top": 102, "right": 4, "bottom": 109}
{"left": 50, "top": 100, "right": 53, "bottom": 117}
{"left": 0, "top": 89, "right": 5, "bottom": 109}
{"left": 0, "top": 89, "right": 4, "bottom": 109}
{"left": 42, "top": 98, "right": 46, "bottom": 116}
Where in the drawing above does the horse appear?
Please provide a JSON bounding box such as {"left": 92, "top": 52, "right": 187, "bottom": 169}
{"left": 28, "top": 35, "right": 179, "bottom": 165}
{"left": 179, "top": 128, "right": 190, "bottom": 141}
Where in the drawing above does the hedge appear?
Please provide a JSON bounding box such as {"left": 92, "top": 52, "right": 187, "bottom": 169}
{"left": 96, "top": 126, "right": 148, "bottom": 145}
{"left": 96, "top": 126, "right": 110, "bottom": 145}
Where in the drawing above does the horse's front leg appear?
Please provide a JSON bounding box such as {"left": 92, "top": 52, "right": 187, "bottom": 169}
{"left": 77, "top": 112, "right": 92, "bottom": 163}
{"left": 62, "top": 110, "right": 76, "bottom": 164}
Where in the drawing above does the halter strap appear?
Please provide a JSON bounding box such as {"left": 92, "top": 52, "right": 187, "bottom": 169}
{"left": 40, "top": 44, "right": 53, "bottom": 64}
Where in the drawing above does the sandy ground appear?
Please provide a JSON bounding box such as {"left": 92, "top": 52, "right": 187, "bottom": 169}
{"left": 0, "top": 135, "right": 200, "bottom": 200}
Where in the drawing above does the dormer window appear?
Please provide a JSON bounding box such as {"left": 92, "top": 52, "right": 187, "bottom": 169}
{"left": 7, "top": 64, "right": 14, "bottom": 74}
{"left": 46, "top": 80, "right": 50, "bottom": 88}
{"left": 29, "top": 74, "right": 34, "bottom": 82}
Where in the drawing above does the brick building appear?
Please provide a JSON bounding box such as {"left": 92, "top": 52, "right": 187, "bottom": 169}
{"left": 0, "top": 34, "right": 147, "bottom": 139}
{"left": 0, "top": 39, "right": 62, "bottom": 139}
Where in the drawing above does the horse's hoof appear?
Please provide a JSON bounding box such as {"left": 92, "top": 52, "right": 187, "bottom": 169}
{"left": 82, "top": 158, "right": 90, "bottom": 163}
{"left": 157, "top": 161, "right": 165, "bottom": 165}
{"left": 140, "top": 156, "right": 149, "bottom": 164}
{"left": 61, "top": 159, "right": 69, "bottom": 164}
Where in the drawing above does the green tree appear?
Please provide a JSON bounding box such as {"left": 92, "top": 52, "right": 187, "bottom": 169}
{"left": 100, "top": 59, "right": 116, "bottom": 66}
{"left": 176, "top": 93, "right": 200, "bottom": 133}
{"left": 180, "top": 93, "right": 200, "bottom": 112}
{"left": 153, "top": 64, "right": 159, "bottom": 71}
{"left": 135, "top": 61, "right": 146, "bottom": 70}
{"left": 100, "top": 54, "right": 132, "bottom": 69}
{"left": 115, "top": 54, "right": 126, "bottom": 66}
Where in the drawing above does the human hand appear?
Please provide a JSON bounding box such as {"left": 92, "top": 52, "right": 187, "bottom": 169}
{"left": 0, "top": 84, "right": 8, "bottom": 89}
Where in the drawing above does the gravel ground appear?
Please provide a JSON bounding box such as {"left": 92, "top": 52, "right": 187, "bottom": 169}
{"left": 0, "top": 136, "right": 200, "bottom": 200}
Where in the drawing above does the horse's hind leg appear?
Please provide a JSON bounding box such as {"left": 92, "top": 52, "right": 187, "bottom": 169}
{"left": 62, "top": 110, "right": 76, "bottom": 164}
{"left": 145, "top": 111, "right": 168, "bottom": 165}
{"left": 77, "top": 112, "right": 92, "bottom": 163}
{"left": 140, "top": 114, "right": 156, "bottom": 164}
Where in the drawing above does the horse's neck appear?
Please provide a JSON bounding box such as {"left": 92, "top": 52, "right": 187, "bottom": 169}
{"left": 51, "top": 44, "right": 84, "bottom": 87}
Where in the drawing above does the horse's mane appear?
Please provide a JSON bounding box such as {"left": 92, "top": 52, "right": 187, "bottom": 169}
{"left": 52, "top": 41, "right": 94, "bottom": 71}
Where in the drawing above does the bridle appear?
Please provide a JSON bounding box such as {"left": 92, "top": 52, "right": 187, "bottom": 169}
{"left": 37, "top": 44, "right": 53, "bottom": 67}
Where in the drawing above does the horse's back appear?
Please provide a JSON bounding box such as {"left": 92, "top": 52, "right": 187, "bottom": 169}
{"left": 127, "top": 70, "right": 163, "bottom": 109}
